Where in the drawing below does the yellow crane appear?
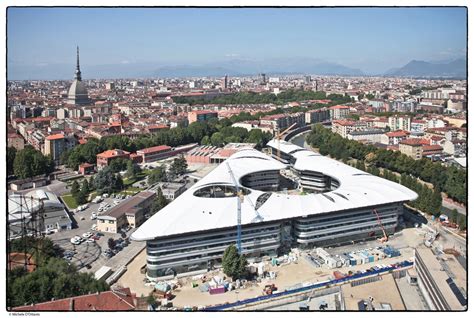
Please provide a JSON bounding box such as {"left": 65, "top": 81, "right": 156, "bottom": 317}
{"left": 275, "top": 122, "right": 297, "bottom": 160}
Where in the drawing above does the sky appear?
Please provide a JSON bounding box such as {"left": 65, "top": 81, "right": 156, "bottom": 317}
{"left": 7, "top": 7, "right": 467, "bottom": 76}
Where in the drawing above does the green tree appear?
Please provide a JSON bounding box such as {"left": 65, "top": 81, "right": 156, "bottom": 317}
{"left": 93, "top": 167, "right": 123, "bottom": 194}
{"left": 108, "top": 158, "right": 129, "bottom": 173}
{"left": 148, "top": 166, "right": 167, "bottom": 185}
{"left": 151, "top": 188, "right": 169, "bottom": 215}
{"left": 7, "top": 257, "right": 108, "bottom": 307}
{"left": 201, "top": 135, "right": 211, "bottom": 145}
{"left": 13, "top": 147, "right": 54, "bottom": 179}
{"left": 222, "top": 245, "right": 248, "bottom": 280}
{"left": 126, "top": 160, "right": 141, "bottom": 179}
{"left": 458, "top": 215, "right": 466, "bottom": 231}
{"left": 75, "top": 190, "right": 87, "bottom": 205}
{"left": 71, "top": 180, "right": 80, "bottom": 197}
{"left": 451, "top": 209, "right": 459, "bottom": 225}
{"left": 169, "top": 155, "right": 188, "bottom": 178}
{"left": 146, "top": 293, "right": 157, "bottom": 307}
{"left": 210, "top": 132, "right": 225, "bottom": 147}
{"left": 7, "top": 146, "right": 17, "bottom": 176}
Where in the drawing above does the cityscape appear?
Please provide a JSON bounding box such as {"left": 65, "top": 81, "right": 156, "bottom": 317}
{"left": 4, "top": 6, "right": 468, "bottom": 314}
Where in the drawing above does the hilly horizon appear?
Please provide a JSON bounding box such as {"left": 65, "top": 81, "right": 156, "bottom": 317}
{"left": 7, "top": 57, "right": 466, "bottom": 80}
{"left": 385, "top": 58, "right": 466, "bottom": 78}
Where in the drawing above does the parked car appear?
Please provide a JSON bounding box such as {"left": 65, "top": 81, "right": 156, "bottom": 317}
{"left": 82, "top": 232, "right": 93, "bottom": 238}
{"left": 91, "top": 224, "right": 98, "bottom": 231}
{"left": 70, "top": 236, "right": 81, "bottom": 245}
{"left": 90, "top": 213, "right": 97, "bottom": 220}
{"left": 86, "top": 239, "right": 95, "bottom": 243}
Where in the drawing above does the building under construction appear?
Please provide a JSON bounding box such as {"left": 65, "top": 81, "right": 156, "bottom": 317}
{"left": 131, "top": 141, "right": 417, "bottom": 280}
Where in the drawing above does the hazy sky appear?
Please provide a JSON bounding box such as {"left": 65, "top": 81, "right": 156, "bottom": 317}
{"left": 7, "top": 7, "right": 467, "bottom": 73}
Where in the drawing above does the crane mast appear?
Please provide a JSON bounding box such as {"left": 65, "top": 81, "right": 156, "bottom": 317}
{"left": 226, "top": 162, "right": 243, "bottom": 254}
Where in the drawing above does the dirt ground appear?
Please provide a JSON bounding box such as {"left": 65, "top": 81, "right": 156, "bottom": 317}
{"left": 115, "top": 248, "right": 154, "bottom": 297}
{"left": 117, "top": 245, "right": 414, "bottom": 308}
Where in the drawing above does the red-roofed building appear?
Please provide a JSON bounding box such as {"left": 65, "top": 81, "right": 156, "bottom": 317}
{"left": 329, "top": 105, "right": 350, "bottom": 119}
{"left": 188, "top": 110, "right": 218, "bottom": 124}
{"left": 136, "top": 145, "right": 172, "bottom": 163}
{"left": 381, "top": 130, "right": 409, "bottom": 145}
{"left": 399, "top": 138, "right": 423, "bottom": 160}
{"left": 147, "top": 124, "right": 169, "bottom": 133}
{"left": 13, "top": 287, "right": 137, "bottom": 311}
{"left": 44, "top": 133, "right": 65, "bottom": 162}
{"left": 96, "top": 149, "right": 130, "bottom": 170}
{"left": 130, "top": 153, "right": 143, "bottom": 164}
{"left": 78, "top": 163, "right": 95, "bottom": 175}
{"left": 422, "top": 145, "right": 443, "bottom": 157}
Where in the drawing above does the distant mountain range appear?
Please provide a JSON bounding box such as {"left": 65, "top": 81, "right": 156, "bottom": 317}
{"left": 7, "top": 57, "right": 466, "bottom": 80}
{"left": 153, "top": 57, "right": 365, "bottom": 77}
{"left": 385, "top": 58, "right": 466, "bottom": 78}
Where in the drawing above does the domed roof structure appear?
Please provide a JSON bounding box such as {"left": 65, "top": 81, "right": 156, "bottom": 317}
{"left": 67, "top": 46, "right": 91, "bottom": 105}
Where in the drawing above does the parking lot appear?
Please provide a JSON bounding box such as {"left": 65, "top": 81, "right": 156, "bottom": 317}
{"left": 49, "top": 193, "right": 142, "bottom": 273}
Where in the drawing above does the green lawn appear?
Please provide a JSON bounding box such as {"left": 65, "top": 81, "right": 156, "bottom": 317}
{"left": 117, "top": 186, "right": 141, "bottom": 196}
{"left": 61, "top": 194, "right": 78, "bottom": 209}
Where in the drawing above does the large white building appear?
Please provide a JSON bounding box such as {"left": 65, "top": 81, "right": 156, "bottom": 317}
{"left": 132, "top": 141, "right": 417, "bottom": 280}
{"left": 8, "top": 190, "right": 72, "bottom": 239}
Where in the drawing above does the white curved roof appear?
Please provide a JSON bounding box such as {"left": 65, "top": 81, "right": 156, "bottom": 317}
{"left": 8, "top": 190, "right": 64, "bottom": 223}
{"left": 132, "top": 143, "right": 417, "bottom": 241}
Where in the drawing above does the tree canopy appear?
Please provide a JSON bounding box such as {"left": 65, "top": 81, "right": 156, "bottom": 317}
{"left": 222, "top": 245, "right": 248, "bottom": 280}
{"left": 307, "top": 124, "right": 466, "bottom": 206}
{"left": 13, "top": 146, "right": 55, "bottom": 179}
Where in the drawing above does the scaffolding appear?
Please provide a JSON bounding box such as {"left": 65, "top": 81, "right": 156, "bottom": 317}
{"left": 7, "top": 193, "right": 46, "bottom": 273}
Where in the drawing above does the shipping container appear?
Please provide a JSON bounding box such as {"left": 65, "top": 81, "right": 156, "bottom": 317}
{"left": 209, "top": 286, "right": 226, "bottom": 295}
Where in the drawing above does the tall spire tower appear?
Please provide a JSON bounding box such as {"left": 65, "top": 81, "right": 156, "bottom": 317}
{"left": 67, "top": 46, "right": 90, "bottom": 105}
{"left": 75, "top": 46, "right": 82, "bottom": 81}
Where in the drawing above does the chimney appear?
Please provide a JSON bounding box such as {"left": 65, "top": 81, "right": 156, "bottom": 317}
{"left": 69, "top": 298, "right": 74, "bottom": 311}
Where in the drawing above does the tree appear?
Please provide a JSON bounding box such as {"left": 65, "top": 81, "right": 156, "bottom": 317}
{"left": 458, "top": 215, "right": 466, "bottom": 231}
{"left": 169, "top": 155, "right": 188, "bottom": 178}
{"left": 71, "top": 180, "right": 80, "bottom": 197}
{"left": 108, "top": 158, "right": 129, "bottom": 173}
{"left": 451, "top": 209, "right": 459, "bottom": 225}
{"left": 146, "top": 293, "right": 157, "bottom": 307}
{"left": 151, "top": 188, "right": 169, "bottom": 215}
{"left": 201, "top": 135, "right": 211, "bottom": 145}
{"left": 75, "top": 190, "right": 87, "bottom": 205}
{"left": 210, "top": 132, "right": 225, "bottom": 147}
{"left": 13, "top": 147, "right": 54, "bottom": 179}
{"left": 222, "top": 245, "right": 248, "bottom": 280}
{"left": 93, "top": 167, "right": 123, "bottom": 194}
{"left": 148, "top": 166, "right": 167, "bottom": 185}
{"left": 7, "top": 256, "right": 108, "bottom": 308}
{"left": 107, "top": 238, "right": 116, "bottom": 250}
{"left": 7, "top": 146, "right": 17, "bottom": 176}
{"left": 126, "top": 160, "right": 141, "bottom": 179}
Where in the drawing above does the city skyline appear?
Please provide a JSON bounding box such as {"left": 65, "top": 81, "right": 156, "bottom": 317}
{"left": 7, "top": 7, "right": 467, "bottom": 79}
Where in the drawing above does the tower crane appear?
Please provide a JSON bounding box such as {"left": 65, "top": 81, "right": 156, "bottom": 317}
{"left": 372, "top": 209, "right": 388, "bottom": 243}
{"left": 226, "top": 161, "right": 264, "bottom": 255}
{"left": 275, "top": 123, "right": 297, "bottom": 160}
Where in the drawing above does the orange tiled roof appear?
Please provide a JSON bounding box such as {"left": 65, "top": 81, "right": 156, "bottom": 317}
{"left": 46, "top": 134, "right": 64, "bottom": 140}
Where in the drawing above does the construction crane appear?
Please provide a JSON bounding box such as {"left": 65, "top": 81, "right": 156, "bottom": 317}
{"left": 372, "top": 209, "right": 388, "bottom": 243}
{"left": 226, "top": 162, "right": 264, "bottom": 255}
{"left": 226, "top": 162, "right": 243, "bottom": 254}
{"left": 275, "top": 123, "right": 297, "bottom": 160}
